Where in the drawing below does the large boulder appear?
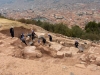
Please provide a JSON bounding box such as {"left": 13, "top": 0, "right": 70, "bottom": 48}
{"left": 50, "top": 42, "right": 63, "bottom": 51}
{"left": 37, "top": 45, "right": 57, "bottom": 57}
{"left": 96, "top": 57, "right": 100, "bottom": 62}
{"left": 64, "top": 51, "right": 72, "bottom": 57}
{"left": 80, "top": 54, "right": 86, "bottom": 61}
{"left": 60, "top": 41, "right": 65, "bottom": 45}
{"left": 61, "top": 47, "right": 70, "bottom": 51}
{"left": 88, "top": 47, "right": 95, "bottom": 53}
{"left": 38, "top": 45, "right": 50, "bottom": 54}
{"left": 95, "top": 57, "right": 100, "bottom": 66}
{"left": 36, "top": 51, "right": 43, "bottom": 58}
{"left": 60, "top": 47, "right": 72, "bottom": 57}
{"left": 35, "top": 32, "right": 45, "bottom": 38}
{"left": 69, "top": 47, "right": 79, "bottom": 55}
{"left": 89, "top": 54, "right": 96, "bottom": 62}
{"left": 50, "top": 50, "right": 57, "bottom": 58}
{"left": 80, "top": 54, "right": 94, "bottom": 63}
{"left": 23, "top": 46, "right": 37, "bottom": 59}
{"left": 57, "top": 51, "right": 64, "bottom": 58}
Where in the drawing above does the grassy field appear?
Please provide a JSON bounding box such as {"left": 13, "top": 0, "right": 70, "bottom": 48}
{"left": 0, "top": 18, "right": 31, "bottom": 30}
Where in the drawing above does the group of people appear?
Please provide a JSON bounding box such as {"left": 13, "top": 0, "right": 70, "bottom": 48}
{"left": 10, "top": 27, "right": 80, "bottom": 49}
{"left": 10, "top": 27, "right": 53, "bottom": 46}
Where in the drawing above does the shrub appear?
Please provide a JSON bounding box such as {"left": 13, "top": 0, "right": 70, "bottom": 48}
{"left": 18, "top": 18, "right": 36, "bottom": 24}
{"left": 81, "top": 33, "right": 100, "bottom": 41}
{"left": 85, "top": 21, "right": 99, "bottom": 34}
{"left": 71, "top": 25, "right": 83, "bottom": 38}
{"left": 17, "top": 19, "right": 100, "bottom": 41}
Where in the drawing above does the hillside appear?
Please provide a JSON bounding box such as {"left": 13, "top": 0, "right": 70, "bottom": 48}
{"left": 0, "top": 0, "right": 100, "bottom": 27}
{"left": 0, "top": 18, "right": 100, "bottom": 75}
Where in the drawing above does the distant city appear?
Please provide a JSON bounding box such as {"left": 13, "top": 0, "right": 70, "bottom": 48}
{"left": 0, "top": 0, "right": 100, "bottom": 27}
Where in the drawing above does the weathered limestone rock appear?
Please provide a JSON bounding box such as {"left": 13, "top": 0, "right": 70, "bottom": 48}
{"left": 36, "top": 51, "right": 43, "bottom": 58}
{"left": 50, "top": 42, "right": 63, "bottom": 51}
{"left": 24, "top": 46, "right": 36, "bottom": 53}
{"left": 80, "top": 54, "right": 86, "bottom": 60}
{"left": 35, "top": 32, "right": 45, "bottom": 38}
{"left": 88, "top": 47, "right": 95, "bottom": 53}
{"left": 23, "top": 46, "right": 37, "bottom": 59}
{"left": 38, "top": 45, "right": 50, "bottom": 54}
{"left": 97, "top": 66, "right": 100, "bottom": 70}
{"left": 91, "top": 43, "right": 97, "bottom": 47}
{"left": 80, "top": 54, "right": 95, "bottom": 62}
{"left": 96, "top": 57, "right": 100, "bottom": 62}
{"left": 75, "top": 64, "right": 86, "bottom": 69}
{"left": 37, "top": 45, "right": 57, "bottom": 57}
{"left": 89, "top": 54, "right": 96, "bottom": 62}
{"left": 57, "top": 51, "right": 64, "bottom": 58}
{"left": 69, "top": 47, "right": 79, "bottom": 55}
{"left": 80, "top": 62, "right": 86, "bottom": 64}
{"left": 87, "top": 64, "right": 98, "bottom": 71}
{"left": 50, "top": 50, "right": 57, "bottom": 58}
{"left": 64, "top": 51, "right": 72, "bottom": 57}
{"left": 95, "top": 57, "right": 100, "bottom": 66}
{"left": 95, "top": 61, "right": 100, "bottom": 66}
{"left": 60, "top": 41, "right": 65, "bottom": 45}
{"left": 61, "top": 47, "right": 70, "bottom": 51}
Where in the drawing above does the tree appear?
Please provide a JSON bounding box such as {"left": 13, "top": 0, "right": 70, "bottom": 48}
{"left": 71, "top": 25, "right": 83, "bottom": 38}
{"left": 85, "top": 21, "right": 98, "bottom": 33}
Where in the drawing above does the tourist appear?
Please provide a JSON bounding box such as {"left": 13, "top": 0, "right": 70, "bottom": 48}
{"left": 75, "top": 40, "right": 79, "bottom": 48}
{"left": 10, "top": 26, "right": 14, "bottom": 38}
{"left": 48, "top": 34, "right": 52, "bottom": 42}
{"left": 40, "top": 37, "right": 46, "bottom": 44}
{"left": 20, "top": 33, "right": 27, "bottom": 45}
{"left": 31, "top": 30, "right": 36, "bottom": 40}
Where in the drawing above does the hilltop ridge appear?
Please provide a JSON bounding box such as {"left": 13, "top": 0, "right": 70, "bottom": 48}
{"left": 0, "top": 18, "right": 100, "bottom": 75}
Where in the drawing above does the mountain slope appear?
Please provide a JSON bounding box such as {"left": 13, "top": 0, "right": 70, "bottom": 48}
{"left": 0, "top": 18, "right": 100, "bottom": 75}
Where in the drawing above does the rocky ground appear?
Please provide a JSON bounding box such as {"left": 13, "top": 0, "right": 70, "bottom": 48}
{"left": 0, "top": 18, "right": 100, "bottom": 75}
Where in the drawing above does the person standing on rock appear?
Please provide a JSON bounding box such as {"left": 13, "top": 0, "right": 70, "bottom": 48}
{"left": 75, "top": 40, "right": 79, "bottom": 48}
{"left": 42, "top": 37, "right": 46, "bottom": 44}
{"left": 31, "top": 30, "right": 36, "bottom": 40}
{"left": 20, "top": 33, "right": 27, "bottom": 46}
{"left": 10, "top": 26, "right": 14, "bottom": 38}
{"left": 39, "top": 37, "right": 46, "bottom": 44}
{"left": 48, "top": 34, "right": 52, "bottom": 42}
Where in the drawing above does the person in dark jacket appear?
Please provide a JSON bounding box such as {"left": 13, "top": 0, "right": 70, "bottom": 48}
{"left": 20, "top": 33, "right": 27, "bottom": 46}
{"left": 10, "top": 27, "right": 14, "bottom": 38}
{"left": 41, "top": 37, "right": 46, "bottom": 44}
{"left": 75, "top": 40, "right": 79, "bottom": 48}
{"left": 48, "top": 34, "right": 52, "bottom": 42}
{"left": 31, "top": 30, "right": 36, "bottom": 40}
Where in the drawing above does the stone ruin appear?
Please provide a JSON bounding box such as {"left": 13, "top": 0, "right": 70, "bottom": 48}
{"left": 0, "top": 26, "right": 100, "bottom": 70}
